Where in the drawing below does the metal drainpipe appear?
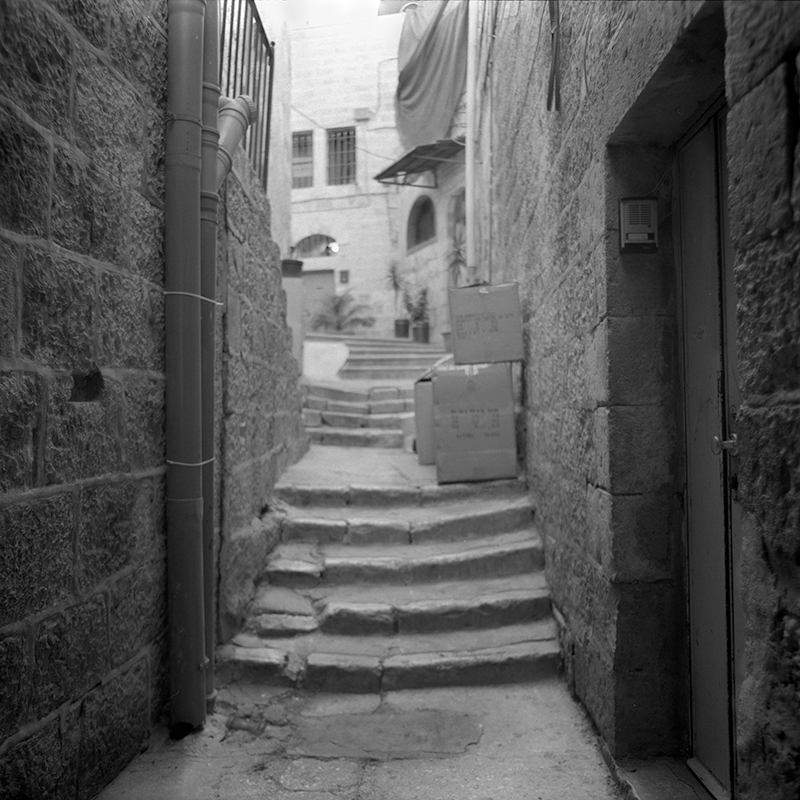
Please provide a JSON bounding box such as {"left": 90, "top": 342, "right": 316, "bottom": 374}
{"left": 200, "top": 0, "right": 220, "bottom": 715}
{"left": 165, "top": 0, "right": 207, "bottom": 734}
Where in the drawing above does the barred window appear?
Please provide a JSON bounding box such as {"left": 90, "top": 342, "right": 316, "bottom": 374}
{"left": 292, "top": 131, "right": 313, "bottom": 188}
{"left": 327, "top": 127, "right": 356, "bottom": 185}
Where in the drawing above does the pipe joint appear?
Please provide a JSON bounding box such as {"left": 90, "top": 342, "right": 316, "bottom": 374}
{"left": 216, "top": 94, "right": 258, "bottom": 189}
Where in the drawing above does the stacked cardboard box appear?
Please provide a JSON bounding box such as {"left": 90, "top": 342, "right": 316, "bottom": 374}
{"left": 415, "top": 283, "right": 524, "bottom": 484}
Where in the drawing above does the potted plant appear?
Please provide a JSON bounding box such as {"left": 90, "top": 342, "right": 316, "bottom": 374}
{"left": 385, "top": 261, "right": 409, "bottom": 338}
{"left": 443, "top": 234, "right": 466, "bottom": 352}
{"left": 310, "top": 291, "right": 376, "bottom": 332}
{"left": 403, "top": 286, "right": 430, "bottom": 343}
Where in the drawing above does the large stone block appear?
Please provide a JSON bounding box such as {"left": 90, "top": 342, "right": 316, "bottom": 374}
{"left": 0, "top": 631, "right": 31, "bottom": 740}
{"left": 0, "top": 371, "right": 42, "bottom": 493}
{"left": 76, "top": 479, "right": 154, "bottom": 592}
{"left": 606, "top": 315, "right": 675, "bottom": 406}
{"left": 145, "top": 105, "right": 166, "bottom": 203}
{"left": 572, "top": 633, "right": 615, "bottom": 749}
{"left": 33, "top": 595, "right": 108, "bottom": 718}
{"left": 51, "top": 0, "right": 110, "bottom": 48}
{"left": 735, "top": 234, "right": 800, "bottom": 396}
{"left": 594, "top": 405, "right": 675, "bottom": 494}
{"left": 219, "top": 514, "right": 281, "bottom": 641}
{"left": 614, "top": 664, "right": 684, "bottom": 757}
{"left": 0, "top": 0, "right": 72, "bottom": 137}
{"left": 728, "top": 64, "right": 793, "bottom": 248}
{"left": 605, "top": 234, "right": 675, "bottom": 317}
{"left": 21, "top": 248, "right": 95, "bottom": 368}
{"left": 0, "top": 237, "right": 18, "bottom": 358}
{"left": 121, "top": 373, "right": 165, "bottom": 471}
{"left": 736, "top": 513, "right": 780, "bottom": 785}
{"left": 0, "top": 494, "right": 74, "bottom": 626}
{"left": 109, "top": 0, "right": 167, "bottom": 107}
{"left": 77, "top": 658, "right": 149, "bottom": 799}
{"left": 74, "top": 46, "right": 144, "bottom": 187}
{"left": 0, "top": 718, "right": 72, "bottom": 800}
{"left": 725, "top": 1, "right": 800, "bottom": 105}
{"left": 126, "top": 191, "right": 164, "bottom": 282}
{"left": 738, "top": 404, "right": 800, "bottom": 566}
{"left": 0, "top": 106, "right": 49, "bottom": 237}
{"left": 51, "top": 147, "right": 127, "bottom": 262}
{"left": 98, "top": 269, "right": 164, "bottom": 370}
{"left": 44, "top": 372, "right": 125, "bottom": 483}
{"left": 108, "top": 560, "right": 166, "bottom": 668}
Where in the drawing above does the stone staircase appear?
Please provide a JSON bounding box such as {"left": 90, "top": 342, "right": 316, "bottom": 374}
{"left": 218, "top": 475, "right": 560, "bottom": 692}
{"left": 337, "top": 337, "right": 446, "bottom": 380}
{"left": 301, "top": 383, "right": 414, "bottom": 448}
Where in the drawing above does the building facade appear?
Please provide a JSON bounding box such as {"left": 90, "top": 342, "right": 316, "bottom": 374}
{"left": 290, "top": 11, "right": 407, "bottom": 338}
{"left": 472, "top": 1, "right": 800, "bottom": 797}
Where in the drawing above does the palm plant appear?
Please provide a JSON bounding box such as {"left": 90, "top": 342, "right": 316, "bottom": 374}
{"left": 310, "top": 291, "right": 376, "bottom": 332}
{"left": 385, "top": 260, "right": 406, "bottom": 315}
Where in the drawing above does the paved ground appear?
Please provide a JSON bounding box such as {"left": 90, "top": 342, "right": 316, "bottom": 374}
{"left": 96, "top": 443, "right": 707, "bottom": 800}
{"left": 97, "top": 681, "right": 622, "bottom": 800}
{"left": 276, "top": 445, "right": 438, "bottom": 488}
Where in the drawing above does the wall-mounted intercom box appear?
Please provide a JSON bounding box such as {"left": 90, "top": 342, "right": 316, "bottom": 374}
{"left": 619, "top": 197, "right": 658, "bottom": 253}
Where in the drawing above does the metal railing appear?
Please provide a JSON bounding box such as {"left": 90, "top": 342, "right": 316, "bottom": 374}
{"left": 219, "top": 0, "right": 275, "bottom": 191}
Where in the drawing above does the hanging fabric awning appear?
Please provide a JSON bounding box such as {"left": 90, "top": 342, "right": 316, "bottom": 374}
{"left": 374, "top": 137, "right": 464, "bottom": 188}
{"left": 395, "top": 0, "right": 468, "bottom": 150}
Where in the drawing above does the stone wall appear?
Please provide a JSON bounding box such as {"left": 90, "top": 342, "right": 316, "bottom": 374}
{"left": 724, "top": 3, "right": 800, "bottom": 797}
{"left": 217, "top": 148, "right": 308, "bottom": 641}
{"left": 0, "top": 0, "right": 307, "bottom": 796}
{"left": 486, "top": 0, "right": 701, "bottom": 757}
{"left": 0, "top": 0, "right": 169, "bottom": 797}
{"left": 485, "top": 0, "right": 800, "bottom": 787}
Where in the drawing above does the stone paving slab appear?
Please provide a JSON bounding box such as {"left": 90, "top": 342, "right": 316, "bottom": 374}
{"left": 96, "top": 682, "right": 623, "bottom": 800}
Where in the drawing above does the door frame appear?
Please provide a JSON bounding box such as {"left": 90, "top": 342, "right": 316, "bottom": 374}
{"left": 674, "top": 96, "right": 739, "bottom": 800}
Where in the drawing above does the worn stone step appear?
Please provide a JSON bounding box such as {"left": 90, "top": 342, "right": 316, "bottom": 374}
{"left": 264, "top": 530, "right": 543, "bottom": 587}
{"left": 278, "top": 496, "right": 534, "bottom": 545}
{"left": 319, "top": 410, "right": 412, "bottom": 430}
{"left": 314, "top": 576, "right": 551, "bottom": 635}
{"left": 343, "top": 354, "right": 444, "bottom": 367}
{"left": 307, "top": 427, "right": 404, "bottom": 448}
{"left": 338, "top": 366, "right": 431, "bottom": 380}
{"left": 244, "top": 574, "right": 549, "bottom": 638}
{"left": 274, "top": 475, "right": 527, "bottom": 508}
{"left": 302, "top": 383, "right": 415, "bottom": 403}
{"left": 244, "top": 586, "right": 319, "bottom": 637}
{"left": 306, "top": 397, "right": 414, "bottom": 415}
{"left": 217, "top": 619, "right": 560, "bottom": 692}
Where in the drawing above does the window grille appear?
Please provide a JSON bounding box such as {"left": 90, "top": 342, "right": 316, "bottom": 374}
{"left": 292, "top": 131, "right": 313, "bottom": 188}
{"left": 327, "top": 127, "right": 356, "bottom": 185}
{"left": 339, "top": 270, "right": 350, "bottom": 285}
{"left": 220, "top": 0, "right": 275, "bottom": 191}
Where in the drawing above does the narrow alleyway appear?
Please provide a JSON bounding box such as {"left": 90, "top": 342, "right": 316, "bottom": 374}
{"left": 96, "top": 367, "right": 707, "bottom": 800}
{"left": 97, "top": 370, "right": 624, "bottom": 799}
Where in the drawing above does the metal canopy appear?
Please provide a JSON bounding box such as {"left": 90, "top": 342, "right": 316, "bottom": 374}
{"left": 374, "top": 137, "right": 465, "bottom": 188}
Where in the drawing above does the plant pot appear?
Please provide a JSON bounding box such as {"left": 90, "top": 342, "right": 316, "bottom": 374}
{"left": 394, "top": 319, "right": 410, "bottom": 338}
{"left": 411, "top": 322, "right": 430, "bottom": 343}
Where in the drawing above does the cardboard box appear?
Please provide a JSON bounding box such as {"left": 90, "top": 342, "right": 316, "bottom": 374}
{"left": 413, "top": 376, "right": 435, "bottom": 465}
{"left": 433, "top": 363, "right": 517, "bottom": 484}
{"left": 449, "top": 282, "right": 524, "bottom": 364}
{"left": 414, "top": 362, "right": 473, "bottom": 465}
